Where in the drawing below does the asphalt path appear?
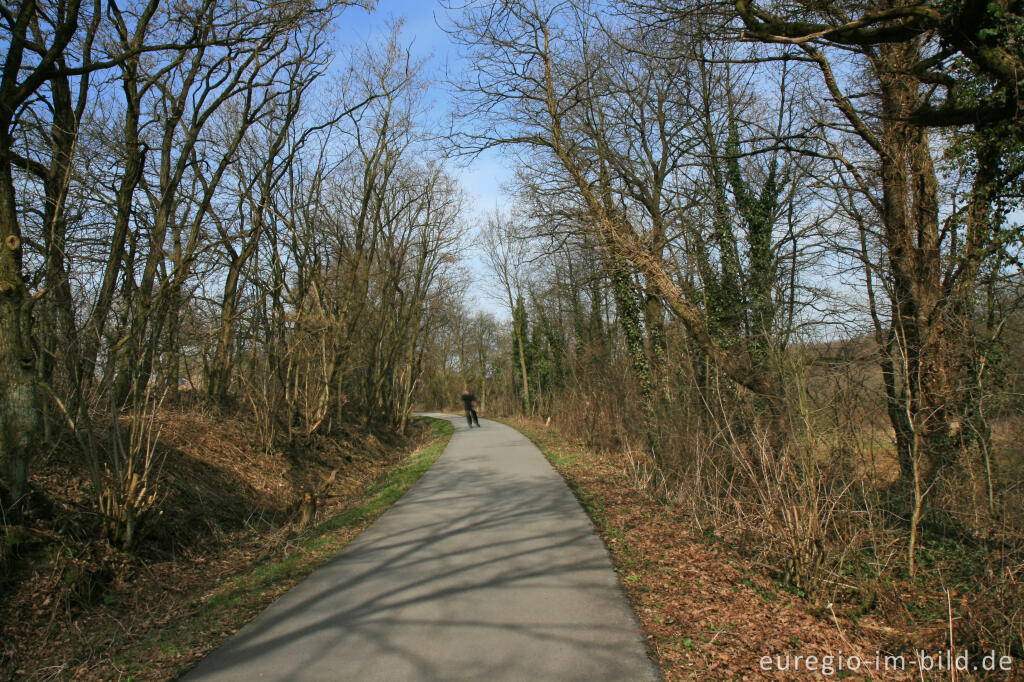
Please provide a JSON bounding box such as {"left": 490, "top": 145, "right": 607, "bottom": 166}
{"left": 184, "top": 413, "right": 660, "bottom": 681}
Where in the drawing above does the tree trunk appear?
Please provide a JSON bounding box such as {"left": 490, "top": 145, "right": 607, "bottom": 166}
{"left": 608, "top": 260, "right": 658, "bottom": 459}
{"left": 875, "top": 44, "right": 955, "bottom": 485}
{"left": 0, "top": 147, "right": 39, "bottom": 510}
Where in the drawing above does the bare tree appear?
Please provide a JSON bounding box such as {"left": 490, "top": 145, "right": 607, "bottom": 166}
{"left": 481, "top": 209, "right": 534, "bottom": 412}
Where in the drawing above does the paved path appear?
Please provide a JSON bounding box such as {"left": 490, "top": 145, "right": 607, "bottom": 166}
{"left": 184, "top": 414, "right": 660, "bottom": 681}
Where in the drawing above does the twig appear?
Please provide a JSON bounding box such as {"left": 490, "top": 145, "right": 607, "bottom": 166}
{"left": 827, "top": 602, "right": 878, "bottom": 680}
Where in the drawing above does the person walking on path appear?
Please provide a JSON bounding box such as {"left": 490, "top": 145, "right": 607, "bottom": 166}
{"left": 461, "top": 389, "right": 480, "bottom": 428}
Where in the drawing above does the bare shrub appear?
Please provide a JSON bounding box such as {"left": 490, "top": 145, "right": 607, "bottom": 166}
{"left": 98, "top": 388, "right": 167, "bottom": 550}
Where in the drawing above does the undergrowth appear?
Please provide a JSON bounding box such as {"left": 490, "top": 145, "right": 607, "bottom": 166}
{"left": 0, "top": 414, "right": 452, "bottom": 680}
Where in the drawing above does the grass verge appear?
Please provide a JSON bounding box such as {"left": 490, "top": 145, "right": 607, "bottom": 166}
{"left": 114, "top": 416, "right": 453, "bottom": 679}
